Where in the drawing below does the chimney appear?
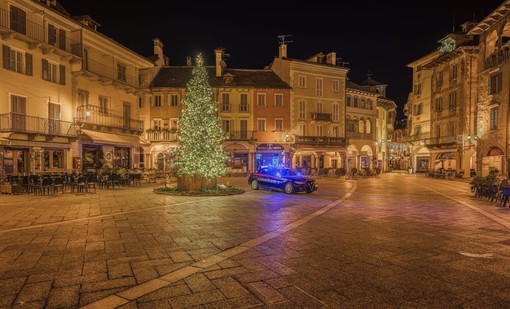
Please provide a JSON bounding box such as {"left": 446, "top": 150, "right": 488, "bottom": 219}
{"left": 215, "top": 48, "right": 223, "bottom": 77}
{"left": 153, "top": 38, "right": 166, "bottom": 66}
{"left": 186, "top": 56, "right": 192, "bottom": 66}
{"left": 279, "top": 43, "right": 287, "bottom": 58}
{"left": 326, "top": 52, "right": 336, "bottom": 65}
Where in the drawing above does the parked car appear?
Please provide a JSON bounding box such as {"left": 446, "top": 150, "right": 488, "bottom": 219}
{"left": 248, "top": 166, "right": 318, "bottom": 194}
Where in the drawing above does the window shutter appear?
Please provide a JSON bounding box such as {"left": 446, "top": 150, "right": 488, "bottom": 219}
{"left": 2, "top": 45, "right": 10, "bottom": 70}
{"left": 42, "top": 59, "right": 48, "bottom": 80}
{"left": 25, "top": 53, "right": 32, "bottom": 76}
{"left": 58, "top": 29, "right": 66, "bottom": 50}
{"left": 59, "top": 64, "right": 65, "bottom": 85}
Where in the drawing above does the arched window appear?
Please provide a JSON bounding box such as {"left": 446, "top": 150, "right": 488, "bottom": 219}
{"left": 365, "top": 119, "right": 371, "bottom": 134}
{"left": 358, "top": 118, "right": 365, "bottom": 133}
{"left": 366, "top": 99, "right": 372, "bottom": 109}
{"left": 353, "top": 97, "right": 358, "bottom": 108}
{"left": 346, "top": 96, "right": 352, "bottom": 107}
{"left": 360, "top": 99, "right": 366, "bottom": 109}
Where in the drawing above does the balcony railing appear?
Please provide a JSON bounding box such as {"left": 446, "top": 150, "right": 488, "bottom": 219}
{"left": 484, "top": 46, "right": 510, "bottom": 70}
{"left": 145, "top": 129, "right": 178, "bottom": 142}
{"left": 224, "top": 131, "right": 255, "bottom": 141}
{"left": 425, "top": 135, "right": 460, "bottom": 146}
{"left": 311, "top": 113, "right": 332, "bottom": 122}
{"left": 294, "top": 135, "right": 348, "bottom": 147}
{"left": 0, "top": 7, "right": 82, "bottom": 57}
{"left": 76, "top": 105, "right": 143, "bottom": 132}
{"left": 84, "top": 58, "right": 139, "bottom": 88}
{"left": 403, "top": 132, "right": 431, "bottom": 142}
{"left": 346, "top": 132, "right": 374, "bottom": 140}
{"left": 0, "top": 113, "right": 78, "bottom": 136}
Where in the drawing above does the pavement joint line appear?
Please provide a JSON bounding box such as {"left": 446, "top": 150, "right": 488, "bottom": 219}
{"left": 79, "top": 181, "right": 358, "bottom": 309}
{"left": 0, "top": 196, "right": 224, "bottom": 235}
{"left": 422, "top": 185, "right": 510, "bottom": 230}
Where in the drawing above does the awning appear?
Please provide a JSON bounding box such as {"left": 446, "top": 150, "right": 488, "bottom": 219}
{"left": 81, "top": 129, "right": 141, "bottom": 147}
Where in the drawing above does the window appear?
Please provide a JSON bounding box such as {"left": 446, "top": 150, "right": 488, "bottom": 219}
{"left": 221, "top": 93, "right": 230, "bottom": 112}
{"left": 490, "top": 108, "right": 498, "bottom": 130}
{"left": 489, "top": 72, "right": 502, "bottom": 94}
{"left": 170, "top": 118, "right": 179, "bottom": 130}
{"left": 435, "top": 124, "right": 441, "bottom": 137}
{"left": 275, "top": 94, "right": 283, "bottom": 107}
{"left": 275, "top": 118, "right": 283, "bottom": 131}
{"left": 48, "top": 24, "right": 66, "bottom": 50}
{"left": 316, "top": 78, "right": 323, "bottom": 96}
{"left": 48, "top": 102, "right": 61, "bottom": 134}
{"left": 239, "top": 119, "right": 248, "bottom": 139}
{"left": 414, "top": 103, "right": 422, "bottom": 115}
{"left": 347, "top": 117, "right": 356, "bottom": 132}
{"left": 298, "top": 75, "right": 306, "bottom": 88}
{"left": 346, "top": 96, "right": 351, "bottom": 107}
{"left": 353, "top": 97, "right": 358, "bottom": 108}
{"left": 42, "top": 59, "right": 65, "bottom": 84}
{"left": 138, "top": 97, "right": 143, "bottom": 108}
{"left": 332, "top": 80, "right": 340, "bottom": 92}
{"left": 449, "top": 92, "right": 457, "bottom": 111}
{"left": 117, "top": 63, "right": 127, "bottom": 82}
{"left": 222, "top": 119, "right": 232, "bottom": 133}
{"left": 332, "top": 103, "right": 339, "bottom": 121}
{"left": 299, "top": 124, "right": 306, "bottom": 136}
{"left": 240, "top": 93, "right": 248, "bottom": 112}
{"left": 358, "top": 120, "right": 365, "bottom": 133}
{"left": 99, "top": 96, "right": 108, "bottom": 114}
{"left": 10, "top": 5, "right": 26, "bottom": 35}
{"left": 414, "top": 126, "right": 422, "bottom": 136}
{"left": 298, "top": 101, "right": 306, "bottom": 119}
{"left": 11, "top": 94, "right": 27, "bottom": 130}
{"left": 154, "top": 95, "right": 162, "bottom": 107}
{"left": 153, "top": 119, "right": 162, "bottom": 129}
{"left": 414, "top": 83, "right": 422, "bottom": 95}
{"left": 2, "top": 45, "right": 32, "bottom": 75}
{"left": 170, "top": 94, "right": 179, "bottom": 106}
{"left": 451, "top": 64, "right": 458, "bottom": 80}
{"left": 316, "top": 125, "right": 323, "bottom": 136}
{"left": 257, "top": 94, "right": 266, "bottom": 107}
{"left": 316, "top": 102, "right": 323, "bottom": 113}
{"left": 365, "top": 119, "right": 371, "bottom": 134}
{"left": 447, "top": 122, "right": 455, "bottom": 136}
{"left": 366, "top": 99, "right": 372, "bottom": 109}
{"left": 435, "top": 97, "right": 443, "bottom": 112}
{"left": 78, "top": 90, "right": 89, "bottom": 106}
{"left": 257, "top": 118, "right": 266, "bottom": 132}
{"left": 332, "top": 126, "right": 339, "bottom": 137}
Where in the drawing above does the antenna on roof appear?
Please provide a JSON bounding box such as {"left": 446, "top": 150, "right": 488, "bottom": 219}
{"left": 336, "top": 57, "right": 349, "bottom": 67}
{"left": 277, "top": 34, "right": 293, "bottom": 45}
{"left": 452, "top": 10, "right": 456, "bottom": 33}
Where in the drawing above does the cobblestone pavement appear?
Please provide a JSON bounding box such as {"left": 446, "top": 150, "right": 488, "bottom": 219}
{"left": 0, "top": 173, "right": 509, "bottom": 308}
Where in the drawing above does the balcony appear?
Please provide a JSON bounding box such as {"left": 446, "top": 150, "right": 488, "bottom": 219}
{"left": 484, "top": 46, "right": 510, "bottom": 70}
{"left": 145, "top": 128, "right": 178, "bottom": 142}
{"left": 425, "top": 135, "right": 461, "bottom": 148}
{"left": 404, "top": 132, "right": 431, "bottom": 143}
{"left": 294, "top": 135, "right": 348, "bottom": 147}
{"left": 311, "top": 113, "right": 332, "bottom": 122}
{"left": 224, "top": 131, "right": 255, "bottom": 141}
{"left": 0, "top": 113, "right": 78, "bottom": 137}
{"left": 81, "top": 58, "right": 139, "bottom": 89}
{"left": 346, "top": 132, "right": 374, "bottom": 140}
{"left": 239, "top": 104, "right": 250, "bottom": 113}
{"left": 76, "top": 105, "right": 143, "bottom": 133}
{"left": 0, "top": 7, "right": 82, "bottom": 59}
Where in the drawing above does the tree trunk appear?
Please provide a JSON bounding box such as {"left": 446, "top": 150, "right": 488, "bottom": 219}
{"left": 177, "top": 174, "right": 217, "bottom": 191}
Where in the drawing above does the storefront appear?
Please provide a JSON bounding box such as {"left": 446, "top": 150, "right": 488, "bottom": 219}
{"left": 255, "top": 143, "right": 287, "bottom": 169}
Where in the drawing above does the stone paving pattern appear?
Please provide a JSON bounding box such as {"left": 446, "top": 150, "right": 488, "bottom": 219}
{"left": 0, "top": 174, "right": 509, "bottom": 308}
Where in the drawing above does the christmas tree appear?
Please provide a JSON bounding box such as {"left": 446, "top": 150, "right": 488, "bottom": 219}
{"left": 175, "top": 53, "right": 227, "bottom": 190}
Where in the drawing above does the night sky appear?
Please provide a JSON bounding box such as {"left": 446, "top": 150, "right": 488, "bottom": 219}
{"left": 58, "top": 0, "right": 505, "bottom": 120}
